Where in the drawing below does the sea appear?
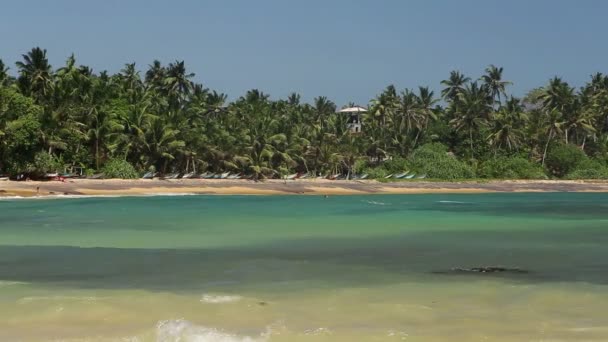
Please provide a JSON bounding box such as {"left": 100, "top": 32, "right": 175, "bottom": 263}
{"left": 1, "top": 193, "right": 607, "bottom": 341}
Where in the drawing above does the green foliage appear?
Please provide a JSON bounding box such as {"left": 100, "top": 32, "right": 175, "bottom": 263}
{"left": 2, "top": 48, "right": 608, "bottom": 180}
{"left": 478, "top": 156, "right": 546, "bottom": 179}
{"left": 32, "top": 151, "right": 62, "bottom": 174}
{"left": 101, "top": 159, "right": 139, "bottom": 179}
{"left": 545, "top": 143, "right": 587, "bottom": 177}
{"left": 362, "top": 167, "right": 389, "bottom": 179}
{"left": 381, "top": 157, "right": 410, "bottom": 173}
{"left": 408, "top": 143, "right": 475, "bottom": 179}
{"left": 565, "top": 159, "right": 608, "bottom": 179}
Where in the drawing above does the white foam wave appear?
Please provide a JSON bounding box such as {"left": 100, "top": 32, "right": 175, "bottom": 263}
{"left": 157, "top": 319, "right": 268, "bottom": 342}
{"left": 18, "top": 295, "right": 106, "bottom": 304}
{"left": 437, "top": 200, "right": 471, "bottom": 204}
{"left": 200, "top": 294, "right": 242, "bottom": 304}
{"left": 0, "top": 280, "right": 27, "bottom": 287}
{"left": 363, "top": 200, "right": 390, "bottom": 206}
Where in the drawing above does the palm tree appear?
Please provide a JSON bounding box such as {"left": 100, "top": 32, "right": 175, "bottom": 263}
{"left": 481, "top": 65, "right": 511, "bottom": 107}
{"left": 0, "top": 59, "right": 10, "bottom": 86}
{"left": 449, "top": 82, "right": 492, "bottom": 157}
{"left": 487, "top": 97, "right": 526, "bottom": 153}
{"left": 441, "top": 71, "right": 470, "bottom": 101}
{"left": 540, "top": 108, "right": 565, "bottom": 166}
{"left": 15, "top": 47, "right": 54, "bottom": 102}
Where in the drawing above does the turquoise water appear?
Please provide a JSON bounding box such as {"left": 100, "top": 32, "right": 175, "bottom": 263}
{"left": 1, "top": 193, "right": 608, "bottom": 341}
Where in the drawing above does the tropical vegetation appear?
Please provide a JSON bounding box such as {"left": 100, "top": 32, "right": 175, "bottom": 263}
{"left": 1, "top": 48, "right": 607, "bottom": 179}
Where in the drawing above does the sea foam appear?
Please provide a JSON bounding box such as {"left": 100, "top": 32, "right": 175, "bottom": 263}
{"left": 200, "top": 294, "right": 242, "bottom": 304}
{"left": 157, "top": 319, "right": 268, "bottom": 342}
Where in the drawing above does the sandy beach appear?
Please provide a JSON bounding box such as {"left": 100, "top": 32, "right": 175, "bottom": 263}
{"left": 2, "top": 178, "right": 608, "bottom": 198}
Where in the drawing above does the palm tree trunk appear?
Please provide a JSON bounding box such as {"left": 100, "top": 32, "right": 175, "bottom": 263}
{"left": 469, "top": 128, "right": 474, "bottom": 158}
{"left": 95, "top": 137, "right": 100, "bottom": 170}
{"left": 542, "top": 130, "right": 554, "bottom": 166}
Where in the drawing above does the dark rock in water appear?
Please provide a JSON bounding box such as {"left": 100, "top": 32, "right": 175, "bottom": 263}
{"left": 433, "top": 266, "right": 529, "bottom": 275}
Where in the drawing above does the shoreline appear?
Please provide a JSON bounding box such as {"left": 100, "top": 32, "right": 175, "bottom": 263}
{"left": 2, "top": 179, "right": 608, "bottom": 198}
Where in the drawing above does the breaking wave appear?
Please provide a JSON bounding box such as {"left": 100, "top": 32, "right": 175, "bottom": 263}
{"left": 200, "top": 294, "right": 242, "bottom": 304}
{"left": 157, "top": 319, "right": 270, "bottom": 342}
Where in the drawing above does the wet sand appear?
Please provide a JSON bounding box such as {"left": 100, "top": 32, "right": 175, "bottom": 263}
{"left": 2, "top": 178, "right": 608, "bottom": 198}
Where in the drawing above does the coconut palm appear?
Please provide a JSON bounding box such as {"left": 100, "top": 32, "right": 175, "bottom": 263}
{"left": 15, "top": 47, "right": 54, "bottom": 102}
{"left": 481, "top": 65, "right": 511, "bottom": 106}
{"left": 449, "top": 82, "right": 492, "bottom": 157}
{"left": 441, "top": 71, "right": 470, "bottom": 101}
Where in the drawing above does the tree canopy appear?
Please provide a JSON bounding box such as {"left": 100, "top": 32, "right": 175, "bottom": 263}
{"left": 1, "top": 48, "right": 607, "bottom": 179}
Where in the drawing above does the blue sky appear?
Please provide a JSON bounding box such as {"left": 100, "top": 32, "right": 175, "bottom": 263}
{"left": 1, "top": 0, "right": 606, "bottom": 105}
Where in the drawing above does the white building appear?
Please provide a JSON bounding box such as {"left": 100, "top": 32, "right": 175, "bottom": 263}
{"left": 338, "top": 106, "right": 367, "bottom": 133}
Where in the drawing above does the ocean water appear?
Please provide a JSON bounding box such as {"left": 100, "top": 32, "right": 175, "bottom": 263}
{"left": 1, "top": 193, "right": 608, "bottom": 341}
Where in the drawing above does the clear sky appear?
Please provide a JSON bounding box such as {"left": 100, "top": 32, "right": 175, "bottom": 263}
{"left": 1, "top": 0, "right": 606, "bottom": 105}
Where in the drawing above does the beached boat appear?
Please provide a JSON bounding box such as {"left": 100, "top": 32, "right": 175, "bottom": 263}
{"left": 200, "top": 172, "right": 214, "bottom": 179}
{"left": 220, "top": 172, "right": 230, "bottom": 179}
{"left": 328, "top": 173, "right": 341, "bottom": 180}
{"left": 384, "top": 174, "right": 394, "bottom": 179}
{"left": 416, "top": 174, "right": 427, "bottom": 179}
{"left": 142, "top": 172, "right": 155, "bottom": 179}
{"left": 393, "top": 171, "right": 409, "bottom": 179}
{"left": 359, "top": 173, "right": 369, "bottom": 180}
{"left": 182, "top": 172, "right": 197, "bottom": 179}
{"left": 405, "top": 173, "right": 416, "bottom": 179}
{"left": 286, "top": 173, "right": 298, "bottom": 180}
{"left": 164, "top": 173, "right": 181, "bottom": 179}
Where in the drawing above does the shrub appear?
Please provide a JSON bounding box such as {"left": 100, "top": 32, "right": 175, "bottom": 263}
{"left": 102, "top": 159, "right": 138, "bottom": 179}
{"left": 408, "top": 143, "right": 475, "bottom": 179}
{"left": 545, "top": 143, "right": 587, "bottom": 177}
{"left": 478, "top": 156, "right": 547, "bottom": 179}
{"left": 381, "top": 157, "right": 410, "bottom": 174}
{"left": 362, "top": 167, "right": 389, "bottom": 179}
{"left": 566, "top": 159, "right": 608, "bottom": 179}
{"left": 32, "top": 152, "right": 62, "bottom": 174}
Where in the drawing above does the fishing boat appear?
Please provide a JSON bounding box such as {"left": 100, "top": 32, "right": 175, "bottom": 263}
{"left": 328, "top": 173, "right": 341, "bottom": 180}
{"left": 182, "top": 172, "right": 197, "bottom": 179}
{"left": 416, "top": 174, "right": 427, "bottom": 179}
{"left": 142, "top": 172, "right": 155, "bottom": 179}
{"left": 286, "top": 173, "right": 298, "bottom": 180}
{"left": 220, "top": 172, "right": 231, "bottom": 179}
{"left": 200, "top": 172, "right": 214, "bottom": 179}
{"left": 359, "top": 173, "right": 369, "bottom": 180}
{"left": 393, "top": 171, "right": 409, "bottom": 179}
{"left": 384, "top": 174, "right": 394, "bottom": 179}
{"left": 405, "top": 173, "right": 416, "bottom": 179}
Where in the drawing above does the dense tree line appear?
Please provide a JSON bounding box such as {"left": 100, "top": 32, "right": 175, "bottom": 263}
{"left": 1, "top": 47, "right": 608, "bottom": 179}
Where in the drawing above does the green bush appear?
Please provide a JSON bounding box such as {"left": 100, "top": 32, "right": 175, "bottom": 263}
{"left": 32, "top": 152, "right": 62, "bottom": 174}
{"left": 566, "top": 159, "right": 608, "bottom": 179}
{"left": 362, "top": 167, "right": 389, "bottom": 179}
{"left": 381, "top": 157, "right": 410, "bottom": 173}
{"left": 545, "top": 143, "right": 587, "bottom": 177}
{"left": 478, "top": 156, "right": 547, "bottom": 179}
{"left": 101, "top": 159, "right": 139, "bottom": 179}
{"left": 408, "top": 143, "right": 475, "bottom": 179}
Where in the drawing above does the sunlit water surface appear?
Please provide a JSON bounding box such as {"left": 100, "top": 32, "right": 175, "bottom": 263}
{"left": 1, "top": 193, "right": 608, "bottom": 341}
